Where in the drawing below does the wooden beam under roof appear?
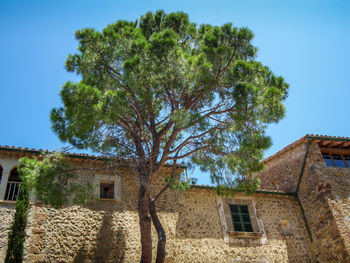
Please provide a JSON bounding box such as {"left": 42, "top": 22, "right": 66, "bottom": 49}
{"left": 336, "top": 141, "right": 346, "bottom": 148}
{"left": 320, "top": 146, "right": 350, "bottom": 155}
{"left": 321, "top": 141, "right": 332, "bottom": 147}
{"left": 317, "top": 140, "right": 350, "bottom": 149}
{"left": 333, "top": 141, "right": 344, "bottom": 147}
{"left": 313, "top": 139, "right": 321, "bottom": 144}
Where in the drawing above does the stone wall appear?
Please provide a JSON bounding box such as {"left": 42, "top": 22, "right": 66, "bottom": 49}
{"left": 170, "top": 190, "right": 312, "bottom": 263}
{"left": 324, "top": 168, "right": 350, "bottom": 258}
{"left": 3, "top": 141, "right": 350, "bottom": 262}
{"left": 24, "top": 205, "right": 132, "bottom": 262}
{"left": 0, "top": 188, "right": 313, "bottom": 262}
{"left": 0, "top": 203, "right": 15, "bottom": 262}
{"left": 256, "top": 143, "right": 307, "bottom": 193}
{"left": 11, "top": 188, "right": 312, "bottom": 263}
{"left": 298, "top": 142, "right": 350, "bottom": 262}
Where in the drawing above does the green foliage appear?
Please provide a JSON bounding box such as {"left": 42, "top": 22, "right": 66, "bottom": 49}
{"left": 216, "top": 176, "right": 261, "bottom": 197}
{"left": 18, "top": 154, "right": 93, "bottom": 209}
{"left": 5, "top": 151, "right": 94, "bottom": 262}
{"left": 51, "top": 10, "right": 289, "bottom": 193}
{"left": 5, "top": 173, "right": 30, "bottom": 263}
{"left": 165, "top": 170, "right": 197, "bottom": 191}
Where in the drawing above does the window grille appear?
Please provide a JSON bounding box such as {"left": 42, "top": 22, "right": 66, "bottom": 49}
{"left": 229, "top": 204, "right": 253, "bottom": 232}
{"left": 4, "top": 168, "right": 21, "bottom": 201}
{"left": 5, "top": 181, "right": 20, "bottom": 201}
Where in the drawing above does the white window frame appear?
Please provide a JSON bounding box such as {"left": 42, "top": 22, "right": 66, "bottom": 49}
{"left": 93, "top": 174, "right": 121, "bottom": 201}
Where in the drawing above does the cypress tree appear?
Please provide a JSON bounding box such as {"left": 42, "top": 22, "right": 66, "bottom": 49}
{"left": 5, "top": 181, "right": 30, "bottom": 263}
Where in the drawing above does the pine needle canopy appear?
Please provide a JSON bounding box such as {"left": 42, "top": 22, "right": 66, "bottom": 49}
{"left": 51, "top": 10, "right": 288, "bottom": 185}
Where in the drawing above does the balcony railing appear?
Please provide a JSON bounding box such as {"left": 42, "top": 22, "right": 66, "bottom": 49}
{"left": 5, "top": 181, "right": 21, "bottom": 201}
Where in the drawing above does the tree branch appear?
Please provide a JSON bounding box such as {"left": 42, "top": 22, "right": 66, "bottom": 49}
{"left": 167, "top": 145, "right": 211, "bottom": 160}
{"left": 167, "top": 125, "right": 224, "bottom": 155}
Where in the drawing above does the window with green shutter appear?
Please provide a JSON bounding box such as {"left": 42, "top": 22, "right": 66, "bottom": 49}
{"left": 229, "top": 204, "right": 253, "bottom": 232}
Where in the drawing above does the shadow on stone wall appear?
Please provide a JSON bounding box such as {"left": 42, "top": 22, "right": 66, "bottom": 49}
{"left": 73, "top": 211, "right": 125, "bottom": 263}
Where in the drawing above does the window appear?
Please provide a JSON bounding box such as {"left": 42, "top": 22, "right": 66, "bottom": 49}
{"left": 229, "top": 204, "right": 253, "bottom": 232}
{"left": 93, "top": 174, "right": 121, "bottom": 201}
{"left": 100, "top": 181, "right": 114, "bottom": 199}
{"left": 322, "top": 153, "right": 334, "bottom": 166}
{"left": 217, "top": 196, "right": 267, "bottom": 244}
{"left": 322, "top": 153, "right": 350, "bottom": 168}
{"left": 5, "top": 168, "right": 21, "bottom": 201}
{"left": 0, "top": 166, "right": 2, "bottom": 184}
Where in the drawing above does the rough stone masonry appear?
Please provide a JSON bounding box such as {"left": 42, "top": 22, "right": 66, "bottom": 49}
{"left": 0, "top": 134, "right": 349, "bottom": 262}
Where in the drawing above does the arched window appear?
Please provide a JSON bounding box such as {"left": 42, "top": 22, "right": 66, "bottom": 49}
{"left": 8, "top": 168, "right": 20, "bottom": 182}
{"left": 5, "top": 167, "right": 21, "bottom": 201}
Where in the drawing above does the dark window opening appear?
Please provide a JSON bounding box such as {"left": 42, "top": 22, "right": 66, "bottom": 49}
{"left": 100, "top": 181, "right": 114, "bottom": 199}
{"left": 5, "top": 168, "right": 21, "bottom": 201}
{"left": 229, "top": 204, "right": 253, "bottom": 232}
{"left": 322, "top": 153, "right": 350, "bottom": 168}
{"left": 0, "top": 166, "right": 2, "bottom": 184}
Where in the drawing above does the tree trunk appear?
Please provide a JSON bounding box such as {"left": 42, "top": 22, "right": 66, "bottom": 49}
{"left": 138, "top": 183, "right": 152, "bottom": 263}
{"left": 150, "top": 200, "right": 166, "bottom": 263}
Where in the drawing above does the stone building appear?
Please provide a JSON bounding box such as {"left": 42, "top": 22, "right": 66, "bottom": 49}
{"left": 0, "top": 134, "right": 349, "bottom": 262}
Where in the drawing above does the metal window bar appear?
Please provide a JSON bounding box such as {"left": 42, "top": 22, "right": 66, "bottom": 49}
{"left": 5, "top": 181, "right": 21, "bottom": 201}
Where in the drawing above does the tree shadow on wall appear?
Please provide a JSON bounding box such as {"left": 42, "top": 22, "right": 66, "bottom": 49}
{"left": 73, "top": 212, "right": 125, "bottom": 263}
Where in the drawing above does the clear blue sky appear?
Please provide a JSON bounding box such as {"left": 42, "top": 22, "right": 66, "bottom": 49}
{"left": 1, "top": 0, "right": 349, "bottom": 184}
